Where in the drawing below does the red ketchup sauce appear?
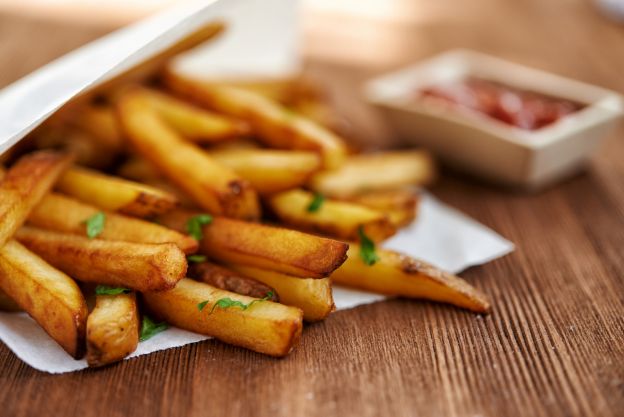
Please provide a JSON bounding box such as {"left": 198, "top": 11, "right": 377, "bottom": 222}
{"left": 419, "top": 78, "right": 584, "bottom": 130}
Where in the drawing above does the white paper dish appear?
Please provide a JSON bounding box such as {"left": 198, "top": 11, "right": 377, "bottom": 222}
{"left": 365, "top": 49, "right": 624, "bottom": 189}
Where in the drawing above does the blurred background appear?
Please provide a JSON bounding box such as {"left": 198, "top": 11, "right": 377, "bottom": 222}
{"left": 0, "top": 0, "right": 623, "bottom": 149}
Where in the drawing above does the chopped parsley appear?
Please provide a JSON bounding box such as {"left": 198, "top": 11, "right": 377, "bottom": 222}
{"left": 187, "top": 254, "right": 207, "bottom": 263}
{"left": 358, "top": 226, "right": 379, "bottom": 266}
{"left": 83, "top": 211, "right": 105, "bottom": 239}
{"left": 139, "top": 316, "right": 168, "bottom": 342}
{"left": 198, "top": 291, "right": 275, "bottom": 314}
{"left": 306, "top": 193, "right": 325, "bottom": 213}
{"left": 185, "top": 214, "right": 213, "bottom": 241}
{"left": 95, "top": 285, "right": 130, "bottom": 295}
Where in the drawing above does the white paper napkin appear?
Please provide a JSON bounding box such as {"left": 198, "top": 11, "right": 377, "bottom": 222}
{"left": 0, "top": 0, "right": 513, "bottom": 373}
{"left": 0, "top": 193, "right": 513, "bottom": 373}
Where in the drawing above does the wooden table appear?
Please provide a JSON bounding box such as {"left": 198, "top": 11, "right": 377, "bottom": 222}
{"left": 1, "top": 1, "right": 623, "bottom": 416}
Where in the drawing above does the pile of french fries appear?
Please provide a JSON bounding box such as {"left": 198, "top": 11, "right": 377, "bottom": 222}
{"left": 0, "top": 32, "right": 491, "bottom": 367}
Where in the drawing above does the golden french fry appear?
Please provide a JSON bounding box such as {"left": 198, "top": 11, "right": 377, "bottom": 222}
{"left": 227, "top": 264, "right": 334, "bottom": 322}
{"left": 115, "top": 159, "right": 199, "bottom": 209}
{"left": 267, "top": 189, "right": 397, "bottom": 242}
{"left": 332, "top": 244, "right": 491, "bottom": 313}
{"left": 0, "top": 151, "right": 72, "bottom": 247}
{"left": 0, "top": 240, "right": 88, "bottom": 358}
{"left": 87, "top": 292, "right": 139, "bottom": 367}
{"left": 0, "top": 288, "right": 21, "bottom": 312}
{"left": 156, "top": 209, "right": 349, "bottom": 278}
{"left": 191, "top": 215, "right": 347, "bottom": 278}
{"left": 28, "top": 193, "right": 198, "bottom": 254}
{"left": 208, "top": 148, "right": 322, "bottom": 194}
{"left": 163, "top": 71, "right": 347, "bottom": 169}
{"left": 56, "top": 166, "right": 179, "bottom": 218}
{"left": 16, "top": 227, "right": 187, "bottom": 292}
{"left": 142, "top": 88, "right": 250, "bottom": 142}
{"left": 203, "top": 78, "right": 299, "bottom": 103}
{"left": 347, "top": 189, "right": 420, "bottom": 227}
{"left": 33, "top": 128, "right": 118, "bottom": 170}
{"left": 116, "top": 88, "right": 260, "bottom": 220}
{"left": 143, "top": 278, "right": 303, "bottom": 357}
{"left": 70, "top": 105, "right": 124, "bottom": 153}
{"left": 188, "top": 261, "right": 278, "bottom": 300}
{"left": 116, "top": 157, "right": 162, "bottom": 183}
{"left": 309, "top": 151, "right": 436, "bottom": 198}
{"left": 156, "top": 209, "right": 348, "bottom": 278}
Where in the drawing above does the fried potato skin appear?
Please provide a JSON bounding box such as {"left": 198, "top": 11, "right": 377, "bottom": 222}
{"left": 309, "top": 151, "right": 436, "bottom": 198}
{"left": 87, "top": 292, "right": 139, "bottom": 367}
{"left": 0, "top": 240, "right": 87, "bottom": 358}
{"left": 16, "top": 227, "right": 187, "bottom": 292}
{"left": 28, "top": 193, "right": 198, "bottom": 254}
{"left": 209, "top": 149, "right": 322, "bottom": 194}
{"left": 268, "top": 189, "right": 397, "bottom": 242}
{"left": 163, "top": 72, "right": 347, "bottom": 169}
{"left": 143, "top": 278, "right": 303, "bottom": 357}
{"left": 57, "top": 166, "right": 179, "bottom": 218}
{"left": 188, "top": 261, "right": 278, "bottom": 300}
{"left": 200, "top": 217, "right": 349, "bottom": 278}
{"left": 332, "top": 244, "right": 491, "bottom": 313}
{"left": 116, "top": 89, "right": 260, "bottom": 220}
{"left": 0, "top": 151, "right": 72, "bottom": 246}
{"left": 227, "top": 264, "right": 334, "bottom": 322}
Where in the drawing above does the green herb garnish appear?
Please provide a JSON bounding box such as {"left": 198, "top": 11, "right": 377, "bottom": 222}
{"left": 306, "top": 193, "right": 325, "bottom": 212}
{"left": 358, "top": 226, "right": 379, "bottom": 266}
{"left": 95, "top": 285, "right": 130, "bottom": 295}
{"left": 83, "top": 211, "right": 105, "bottom": 239}
{"left": 139, "top": 316, "right": 168, "bottom": 342}
{"left": 197, "top": 291, "right": 275, "bottom": 314}
{"left": 187, "top": 254, "right": 207, "bottom": 263}
{"left": 185, "top": 214, "right": 213, "bottom": 241}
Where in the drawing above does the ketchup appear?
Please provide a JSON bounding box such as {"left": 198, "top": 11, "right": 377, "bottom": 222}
{"left": 419, "top": 78, "right": 584, "bottom": 130}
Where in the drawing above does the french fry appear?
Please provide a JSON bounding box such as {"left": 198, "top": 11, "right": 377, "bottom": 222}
{"left": 203, "top": 78, "right": 299, "bottom": 103}
{"left": 208, "top": 149, "right": 322, "bottom": 194}
{"left": 227, "top": 264, "right": 334, "bottom": 322}
{"left": 16, "top": 227, "right": 187, "bottom": 292}
{"left": 157, "top": 211, "right": 349, "bottom": 278}
{"left": 267, "top": 189, "right": 397, "bottom": 242}
{"left": 142, "top": 88, "right": 250, "bottom": 142}
{"left": 28, "top": 193, "right": 198, "bottom": 254}
{"left": 115, "top": 159, "right": 199, "bottom": 209}
{"left": 33, "top": 121, "right": 119, "bottom": 170}
{"left": 116, "top": 89, "right": 260, "bottom": 220}
{"left": 56, "top": 166, "right": 179, "bottom": 217}
{"left": 70, "top": 105, "right": 124, "bottom": 154}
{"left": 87, "top": 292, "right": 139, "bottom": 367}
{"left": 0, "top": 288, "right": 21, "bottom": 312}
{"left": 347, "top": 189, "right": 420, "bottom": 227}
{"left": 143, "top": 278, "right": 303, "bottom": 357}
{"left": 163, "top": 71, "right": 347, "bottom": 169}
{"left": 116, "top": 157, "right": 162, "bottom": 183}
{"left": 200, "top": 217, "right": 348, "bottom": 278}
{"left": 0, "top": 150, "right": 72, "bottom": 247}
{"left": 188, "top": 261, "right": 278, "bottom": 300}
{"left": 309, "top": 151, "right": 436, "bottom": 198}
{"left": 331, "top": 244, "right": 491, "bottom": 313}
{"left": 0, "top": 240, "right": 87, "bottom": 358}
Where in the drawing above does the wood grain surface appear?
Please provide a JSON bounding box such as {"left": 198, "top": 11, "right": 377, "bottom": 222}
{"left": 1, "top": 1, "right": 623, "bottom": 416}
